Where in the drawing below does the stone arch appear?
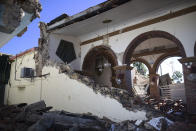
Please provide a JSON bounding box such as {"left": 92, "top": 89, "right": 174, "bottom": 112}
{"left": 82, "top": 45, "right": 118, "bottom": 70}
{"left": 123, "top": 30, "right": 186, "bottom": 65}
{"left": 130, "top": 58, "right": 153, "bottom": 74}
{"left": 153, "top": 52, "right": 182, "bottom": 73}
{"left": 82, "top": 45, "right": 118, "bottom": 87}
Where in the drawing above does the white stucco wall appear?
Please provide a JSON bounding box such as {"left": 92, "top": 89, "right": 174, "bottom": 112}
{"left": 48, "top": 34, "right": 81, "bottom": 70}
{"left": 80, "top": 12, "right": 196, "bottom": 68}
{"left": 4, "top": 52, "right": 147, "bottom": 122}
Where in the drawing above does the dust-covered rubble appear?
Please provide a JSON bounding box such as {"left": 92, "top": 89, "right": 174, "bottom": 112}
{"left": 1, "top": 100, "right": 196, "bottom": 131}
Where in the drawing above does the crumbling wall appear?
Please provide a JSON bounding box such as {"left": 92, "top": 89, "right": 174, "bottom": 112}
{"left": 47, "top": 34, "right": 81, "bottom": 70}
{"left": 35, "top": 22, "right": 136, "bottom": 111}
{"left": 5, "top": 50, "right": 147, "bottom": 121}
{"left": 8, "top": 22, "right": 148, "bottom": 122}
{"left": 5, "top": 63, "right": 147, "bottom": 122}
{"left": 35, "top": 22, "right": 81, "bottom": 75}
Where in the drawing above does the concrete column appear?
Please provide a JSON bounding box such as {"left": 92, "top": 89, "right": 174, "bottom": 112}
{"left": 149, "top": 73, "right": 160, "bottom": 100}
{"left": 113, "top": 65, "right": 134, "bottom": 94}
{"left": 179, "top": 57, "right": 196, "bottom": 114}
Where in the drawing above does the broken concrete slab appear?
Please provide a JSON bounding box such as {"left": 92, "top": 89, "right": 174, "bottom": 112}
{"left": 25, "top": 100, "right": 46, "bottom": 112}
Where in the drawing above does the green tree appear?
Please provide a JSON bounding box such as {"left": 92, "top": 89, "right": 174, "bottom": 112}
{"left": 172, "top": 71, "right": 183, "bottom": 83}
{"left": 132, "top": 62, "right": 147, "bottom": 76}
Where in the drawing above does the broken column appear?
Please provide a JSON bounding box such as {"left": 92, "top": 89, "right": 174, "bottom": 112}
{"left": 179, "top": 57, "right": 196, "bottom": 114}
{"left": 113, "top": 65, "right": 134, "bottom": 95}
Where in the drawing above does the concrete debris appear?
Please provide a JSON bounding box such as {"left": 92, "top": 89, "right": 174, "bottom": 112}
{"left": 144, "top": 97, "right": 186, "bottom": 114}
{"left": 24, "top": 100, "right": 46, "bottom": 112}
{"left": 167, "top": 122, "right": 196, "bottom": 131}
{"left": 0, "top": 0, "right": 42, "bottom": 33}
{"left": 17, "top": 0, "right": 42, "bottom": 18}
{"left": 2, "top": 0, "right": 42, "bottom": 17}
{"left": 1, "top": 4, "right": 23, "bottom": 33}
{"left": 17, "top": 27, "right": 27, "bottom": 37}
{"left": 159, "top": 74, "right": 172, "bottom": 86}
{"left": 0, "top": 101, "right": 196, "bottom": 131}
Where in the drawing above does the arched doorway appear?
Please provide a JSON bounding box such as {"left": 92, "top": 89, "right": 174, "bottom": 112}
{"left": 123, "top": 30, "right": 186, "bottom": 99}
{"left": 156, "top": 56, "right": 186, "bottom": 101}
{"left": 153, "top": 52, "right": 182, "bottom": 73}
{"left": 82, "top": 45, "right": 118, "bottom": 87}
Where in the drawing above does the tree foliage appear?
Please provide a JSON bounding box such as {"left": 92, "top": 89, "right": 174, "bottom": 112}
{"left": 172, "top": 71, "right": 183, "bottom": 83}
{"left": 132, "top": 62, "right": 147, "bottom": 75}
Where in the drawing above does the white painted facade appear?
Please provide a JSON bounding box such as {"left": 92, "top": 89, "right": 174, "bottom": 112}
{"left": 47, "top": 34, "right": 81, "bottom": 70}
{"left": 46, "top": 0, "right": 196, "bottom": 70}
{"left": 4, "top": 51, "right": 146, "bottom": 122}
{"left": 80, "top": 11, "right": 196, "bottom": 66}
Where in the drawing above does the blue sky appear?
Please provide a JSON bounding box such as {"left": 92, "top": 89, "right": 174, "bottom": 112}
{"left": 0, "top": 0, "right": 106, "bottom": 55}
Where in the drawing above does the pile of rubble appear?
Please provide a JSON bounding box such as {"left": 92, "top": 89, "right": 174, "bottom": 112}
{"left": 1, "top": 100, "right": 196, "bottom": 131}
{"left": 144, "top": 97, "right": 187, "bottom": 121}
{"left": 0, "top": 101, "right": 109, "bottom": 131}
{"left": 0, "top": 101, "right": 182, "bottom": 131}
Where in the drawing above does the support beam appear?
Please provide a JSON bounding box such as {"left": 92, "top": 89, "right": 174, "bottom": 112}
{"left": 132, "top": 47, "right": 179, "bottom": 57}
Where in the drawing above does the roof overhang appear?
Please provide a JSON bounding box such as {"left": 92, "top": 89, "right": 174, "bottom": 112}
{"left": 47, "top": 0, "right": 131, "bottom": 32}
{"left": 46, "top": 0, "right": 196, "bottom": 39}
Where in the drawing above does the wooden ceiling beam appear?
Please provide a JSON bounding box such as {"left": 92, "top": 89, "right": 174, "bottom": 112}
{"left": 132, "top": 47, "right": 179, "bottom": 57}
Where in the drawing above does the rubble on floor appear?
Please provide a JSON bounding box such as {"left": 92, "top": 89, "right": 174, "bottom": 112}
{"left": 144, "top": 97, "right": 189, "bottom": 122}
{"left": 1, "top": 101, "right": 196, "bottom": 131}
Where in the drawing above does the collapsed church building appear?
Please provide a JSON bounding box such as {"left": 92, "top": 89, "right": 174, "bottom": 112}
{"left": 1, "top": 0, "right": 196, "bottom": 130}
